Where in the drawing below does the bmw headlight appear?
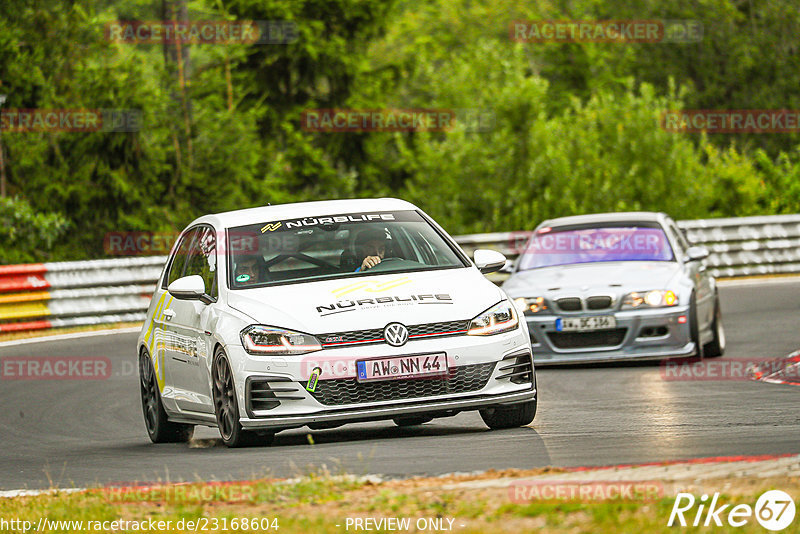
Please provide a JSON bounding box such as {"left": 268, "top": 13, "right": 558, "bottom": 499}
{"left": 621, "top": 290, "right": 678, "bottom": 309}
{"left": 468, "top": 301, "right": 519, "bottom": 335}
{"left": 513, "top": 296, "right": 548, "bottom": 315}
{"left": 240, "top": 325, "right": 322, "bottom": 355}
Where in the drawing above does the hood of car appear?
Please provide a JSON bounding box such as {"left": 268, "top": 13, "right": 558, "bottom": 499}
{"left": 226, "top": 267, "right": 504, "bottom": 334}
{"left": 502, "top": 261, "right": 683, "bottom": 297}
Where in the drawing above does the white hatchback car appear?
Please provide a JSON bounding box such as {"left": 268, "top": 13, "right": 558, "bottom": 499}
{"left": 138, "top": 198, "right": 536, "bottom": 446}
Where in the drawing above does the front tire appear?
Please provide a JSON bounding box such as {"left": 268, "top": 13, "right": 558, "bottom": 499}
{"left": 393, "top": 416, "right": 433, "bottom": 427}
{"left": 212, "top": 349, "right": 274, "bottom": 448}
{"left": 480, "top": 399, "right": 537, "bottom": 429}
{"left": 689, "top": 291, "right": 703, "bottom": 359}
{"left": 481, "top": 373, "right": 538, "bottom": 429}
{"left": 139, "top": 350, "right": 194, "bottom": 443}
{"left": 703, "top": 297, "right": 726, "bottom": 358}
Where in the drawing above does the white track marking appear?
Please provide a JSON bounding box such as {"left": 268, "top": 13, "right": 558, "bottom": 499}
{"left": 0, "top": 327, "right": 141, "bottom": 348}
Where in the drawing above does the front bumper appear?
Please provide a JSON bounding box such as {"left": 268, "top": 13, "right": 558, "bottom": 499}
{"left": 525, "top": 306, "right": 697, "bottom": 365}
{"left": 240, "top": 388, "right": 535, "bottom": 429}
{"left": 231, "top": 326, "right": 535, "bottom": 429}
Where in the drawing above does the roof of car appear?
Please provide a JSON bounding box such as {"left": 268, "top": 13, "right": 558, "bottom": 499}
{"left": 191, "top": 198, "right": 419, "bottom": 229}
{"left": 538, "top": 211, "right": 668, "bottom": 229}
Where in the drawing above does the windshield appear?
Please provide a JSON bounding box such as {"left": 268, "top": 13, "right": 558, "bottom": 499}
{"left": 227, "top": 210, "right": 468, "bottom": 288}
{"left": 517, "top": 224, "right": 674, "bottom": 270}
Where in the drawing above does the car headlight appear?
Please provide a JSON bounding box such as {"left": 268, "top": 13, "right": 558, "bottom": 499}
{"left": 621, "top": 290, "right": 678, "bottom": 309}
{"left": 240, "top": 325, "right": 322, "bottom": 355}
{"left": 468, "top": 301, "right": 519, "bottom": 335}
{"left": 513, "top": 296, "right": 548, "bottom": 315}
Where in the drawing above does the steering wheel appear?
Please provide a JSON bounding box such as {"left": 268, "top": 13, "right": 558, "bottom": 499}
{"left": 362, "top": 256, "right": 403, "bottom": 272}
{"left": 373, "top": 257, "right": 405, "bottom": 268}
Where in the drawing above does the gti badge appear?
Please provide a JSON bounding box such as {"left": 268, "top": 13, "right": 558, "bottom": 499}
{"left": 383, "top": 322, "right": 409, "bottom": 347}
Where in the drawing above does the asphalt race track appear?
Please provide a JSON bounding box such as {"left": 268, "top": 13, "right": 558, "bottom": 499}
{"left": 0, "top": 279, "right": 798, "bottom": 491}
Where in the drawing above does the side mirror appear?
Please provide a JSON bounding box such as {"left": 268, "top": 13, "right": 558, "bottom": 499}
{"left": 684, "top": 245, "right": 710, "bottom": 262}
{"left": 168, "top": 275, "right": 208, "bottom": 302}
{"left": 499, "top": 259, "right": 515, "bottom": 274}
{"left": 474, "top": 249, "right": 507, "bottom": 274}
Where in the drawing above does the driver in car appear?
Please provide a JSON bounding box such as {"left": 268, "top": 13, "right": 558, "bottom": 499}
{"left": 235, "top": 256, "right": 261, "bottom": 284}
{"left": 354, "top": 228, "right": 387, "bottom": 272}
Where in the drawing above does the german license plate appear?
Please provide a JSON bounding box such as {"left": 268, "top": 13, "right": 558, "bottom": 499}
{"left": 356, "top": 353, "right": 448, "bottom": 382}
{"left": 556, "top": 315, "right": 617, "bottom": 332}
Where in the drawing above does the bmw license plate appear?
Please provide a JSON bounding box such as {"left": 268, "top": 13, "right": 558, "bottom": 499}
{"left": 356, "top": 353, "right": 448, "bottom": 382}
{"left": 556, "top": 315, "right": 617, "bottom": 332}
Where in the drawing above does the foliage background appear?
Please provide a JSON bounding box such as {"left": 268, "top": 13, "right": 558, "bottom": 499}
{"left": 0, "top": 0, "right": 797, "bottom": 262}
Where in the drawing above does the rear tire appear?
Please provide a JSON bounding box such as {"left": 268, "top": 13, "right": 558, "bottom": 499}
{"left": 703, "top": 297, "right": 726, "bottom": 358}
{"left": 393, "top": 416, "right": 433, "bottom": 427}
{"left": 212, "top": 349, "right": 274, "bottom": 448}
{"left": 139, "top": 350, "right": 194, "bottom": 443}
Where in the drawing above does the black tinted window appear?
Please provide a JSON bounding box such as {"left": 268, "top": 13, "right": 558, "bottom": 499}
{"left": 183, "top": 226, "right": 217, "bottom": 296}
{"left": 166, "top": 228, "right": 198, "bottom": 286}
{"left": 227, "top": 210, "right": 466, "bottom": 288}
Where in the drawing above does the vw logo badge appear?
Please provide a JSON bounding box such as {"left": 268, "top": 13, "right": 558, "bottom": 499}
{"left": 383, "top": 322, "right": 409, "bottom": 347}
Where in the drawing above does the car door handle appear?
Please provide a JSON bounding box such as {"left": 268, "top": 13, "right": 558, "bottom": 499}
{"left": 163, "top": 309, "right": 175, "bottom": 320}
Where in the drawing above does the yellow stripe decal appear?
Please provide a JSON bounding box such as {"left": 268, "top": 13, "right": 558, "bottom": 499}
{"left": 332, "top": 276, "right": 413, "bottom": 298}
{"left": 144, "top": 292, "right": 167, "bottom": 362}
{"left": 154, "top": 295, "right": 173, "bottom": 390}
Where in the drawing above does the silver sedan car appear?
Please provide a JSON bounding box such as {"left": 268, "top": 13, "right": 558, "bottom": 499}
{"left": 502, "top": 212, "right": 725, "bottom": 365}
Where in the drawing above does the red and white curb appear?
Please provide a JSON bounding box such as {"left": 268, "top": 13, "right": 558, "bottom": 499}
{"left": 750, "top": 350, "right": 800, "bottom": 386}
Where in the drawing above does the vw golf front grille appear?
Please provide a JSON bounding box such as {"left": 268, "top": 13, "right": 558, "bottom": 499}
{"left": 303, "top": 362, "right": 496, "bottom": 405}
{"left": 319, "top": 320, "right": 470, "bottom": 348}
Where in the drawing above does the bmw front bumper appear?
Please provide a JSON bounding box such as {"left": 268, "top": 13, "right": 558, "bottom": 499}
{"left": 524, "top": 306, "right": 697, "bottom": 365}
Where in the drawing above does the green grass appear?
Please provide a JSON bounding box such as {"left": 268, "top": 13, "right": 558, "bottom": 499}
{"left": 0, "top": 475, "right": 794, "bottom": 533}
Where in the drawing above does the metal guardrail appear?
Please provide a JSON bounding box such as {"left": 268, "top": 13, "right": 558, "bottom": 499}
{"left": 1, "top": 214, "right": 798, "bottom": 333}
{"left": 0, "top": 257, "right": 165, "bottom": 333}
{"left": 679, "top": 215, "right": 800, "bottom": 277}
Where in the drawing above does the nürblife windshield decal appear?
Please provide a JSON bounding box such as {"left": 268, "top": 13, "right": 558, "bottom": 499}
{"left": 258, "top": 210, "right": 422, "bottom": 233}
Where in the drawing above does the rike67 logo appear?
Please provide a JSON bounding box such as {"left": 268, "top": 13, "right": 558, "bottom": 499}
{"left": 668, "top": 490, "right": 796, "bottom": 531}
